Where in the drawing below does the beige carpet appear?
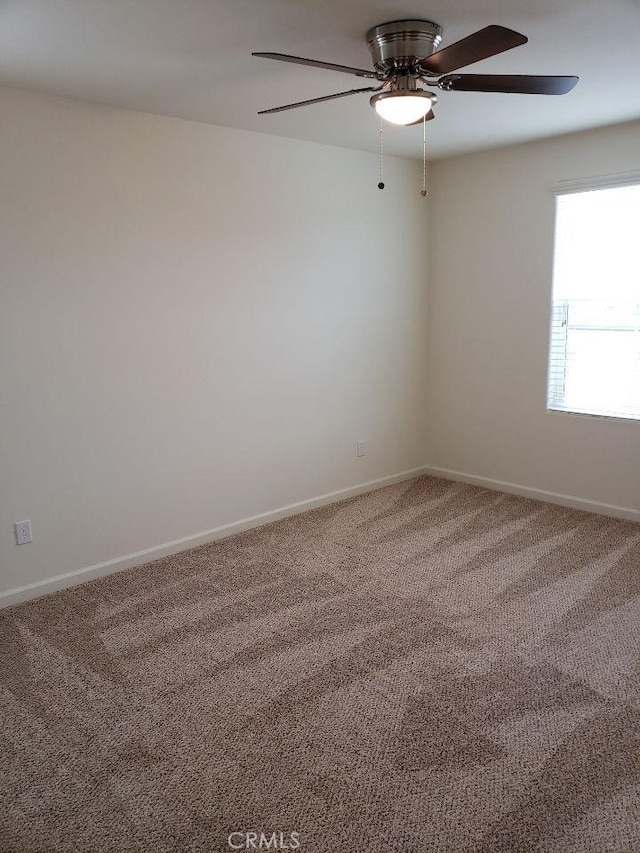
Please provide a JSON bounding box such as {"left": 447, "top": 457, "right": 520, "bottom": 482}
{"left": 2, "top": 476, "right": 640, "bottom": 852}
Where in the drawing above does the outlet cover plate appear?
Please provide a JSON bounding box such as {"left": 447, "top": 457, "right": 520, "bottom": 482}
{"left": 15, "top": 520, "right": 32, "bottom": 545}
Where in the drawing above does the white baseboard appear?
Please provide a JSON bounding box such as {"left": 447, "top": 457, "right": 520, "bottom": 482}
{"left": 5, "top": 464, "right": 637, "bottom": 609}
{"left": 0, "top": 465, "right": 429, "bottom": 608}
{"left": 422, "top": 465, "right": 640, "bottom": 523}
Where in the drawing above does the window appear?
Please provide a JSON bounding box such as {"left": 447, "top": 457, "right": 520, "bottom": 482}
{"left": 548, "top": 181, "right": 640, "bottom": 421}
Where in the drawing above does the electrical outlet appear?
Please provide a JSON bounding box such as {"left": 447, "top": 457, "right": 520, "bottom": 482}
{"left": 15, "top": 520, "right": 32, "bottom": 545}
{"left": 356, "top": 441, "right": 366, "bottom": 457}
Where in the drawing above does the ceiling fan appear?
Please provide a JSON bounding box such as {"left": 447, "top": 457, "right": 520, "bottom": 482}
{"left": 253, "top": 20, "right": 579, "bottom": 126}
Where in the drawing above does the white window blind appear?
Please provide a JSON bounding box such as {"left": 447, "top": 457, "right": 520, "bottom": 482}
{"left": 548, "top": 183, "right": 640, "bottom": 421}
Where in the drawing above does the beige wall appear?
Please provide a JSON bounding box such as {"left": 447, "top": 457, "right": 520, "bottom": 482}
{"left": 0, "top": 86, "right": 429, "bottom": 600}
{"left": 427, "top": 120, "right": 640, "bottom": 513}
{"left": 4, "top": 85, "right": 638, "bottom": 605}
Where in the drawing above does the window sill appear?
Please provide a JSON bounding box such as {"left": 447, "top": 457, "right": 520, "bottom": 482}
{"left": 546, "top": 407, "right": 640, "bottom": 425}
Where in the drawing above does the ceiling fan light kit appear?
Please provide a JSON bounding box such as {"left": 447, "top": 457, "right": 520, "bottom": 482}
{"left": 370, "top": 76, "right": 437, "bottom": 125}
{"left": 372, "top": 89, "right": 435, "bottom": 125}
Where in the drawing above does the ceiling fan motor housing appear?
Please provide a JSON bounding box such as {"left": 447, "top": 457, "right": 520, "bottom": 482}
{"left": 366, "top": 20, "right": 443, "bottom": 77}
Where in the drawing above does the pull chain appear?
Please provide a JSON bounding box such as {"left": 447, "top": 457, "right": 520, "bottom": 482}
{"left": 421, "top": 114, "right": 428, "bottom": 197}
{"left": 378, "top": 117, "right": 385, "bottom": 189}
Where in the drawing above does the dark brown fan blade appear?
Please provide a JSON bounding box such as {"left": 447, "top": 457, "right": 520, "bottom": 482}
{"left": 406, "top": 111, "right": 437, "bottom": 126}
{"left": 252, "top": 52, "right": 377, "bottom": 79}
{"left": 439, "top": 74, "right": 579, "bottom": 94}
{"left": 421, "top": 25, "right": 527, "bottom": 74}
{"left": 258, "top": 86, "right": 382, "bottom": 114}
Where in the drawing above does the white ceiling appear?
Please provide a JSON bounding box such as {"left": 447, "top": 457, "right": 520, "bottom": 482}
{"left": 1, "top": 0, "right": 640, "bottom": 160}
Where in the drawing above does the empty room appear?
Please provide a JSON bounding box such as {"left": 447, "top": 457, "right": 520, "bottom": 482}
{"left": 1, "top": 1, "right": 640, "bottom": 851}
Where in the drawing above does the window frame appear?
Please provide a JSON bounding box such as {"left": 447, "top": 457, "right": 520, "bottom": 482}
{"left": 547, "top": 171, "right": 640, "bottom": 424}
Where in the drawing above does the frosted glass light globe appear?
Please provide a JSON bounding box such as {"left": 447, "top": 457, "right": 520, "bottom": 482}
{"left": 373, "top": 92, "right": 433, "bottom": 125}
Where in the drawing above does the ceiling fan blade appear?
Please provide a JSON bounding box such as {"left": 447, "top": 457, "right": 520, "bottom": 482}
{"left": 440, "top": 74, "right": 579, "bottom": 95}
{"left": 252, "top": 52, "right": 377, "bottom": 79}
{"left": 406, "top": 111, "right": 437, "bottom": 126}
{"left": 421, "top": 25, "right": 527, "bottom": 74}
{"left": 258, "top": 86, "right": 382, "bottom": 115}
